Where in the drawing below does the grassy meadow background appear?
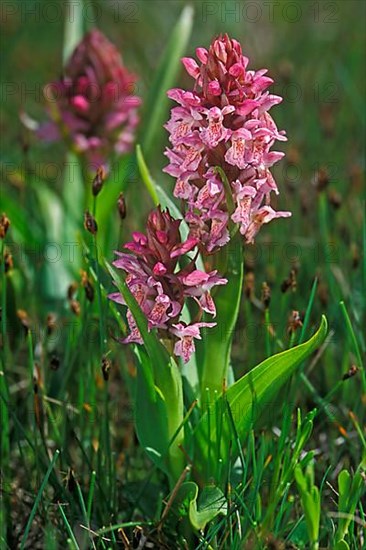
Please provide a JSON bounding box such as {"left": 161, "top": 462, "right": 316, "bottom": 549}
{"left": 0, "top": 0, "right": 365, "bottom": 548}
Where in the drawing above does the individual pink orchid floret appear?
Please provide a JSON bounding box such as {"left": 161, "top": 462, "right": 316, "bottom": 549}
{"left": 31, "top": 29, "right": 141, "bottom": 168}
{"left": 164, "top": 34, "right": 290, "bottom": 251}
{"left": 171, "top": 322, "right": 216, "bottom": 363}
{"left": 109, "top": 207, "right": 227, "bottom": 363}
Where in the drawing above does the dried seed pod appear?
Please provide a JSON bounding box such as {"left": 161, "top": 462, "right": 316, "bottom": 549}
{"left": 350, "top": 243, "right": 360, "bottom": 269}
{"left": 328, "top": 189, "right": 342, "bottom": 209}
{"left": 261, "top": 282, "right": 271, "bottom": 309}
{"left": 286, "top": 145, "right": 300, "bottom": 166}
{"left": 117, "top": 192, "right": 126, "bottom": 220}
{"left": 49, "top": 354, "right": 61, "bottom": 371}
{"left": 317, "top": 281, "right": 329, "bottom": 307}
{"left": 4, "top": 249, "right": 13, "bottom": 273}
{"left": 287, "top": 310, "right": 303, "bottom": 335}
{"left": 300, "top": 188, "right": 310, "bottom": 216}
{"left": 319, "top": 104, "right": 335, "bottom": 138}
{"left": 17, "top": 309, "right": 30, "bottom": 333}
{"left": 342, "top": 365, "right": 358, "bottom": 380}
{"left": 312, "top": 167, "right": 329, "bottom": 192}
{"left": 101, "top": 355, "right": 112, "bottom": 381}
{"left": 46, "top": 313, "right": 57, "bottom": 336}
{"left": 244, "top": 272, "right": 255, "bottom": 299}
{"left": 0, "top": 214, "right": 10, "bottom": 239}
{"left": 349, "top": 164, "right": 363, "bottom": 192}
{"left": 281, "top": 268, "right": 297, "bottom": 293}
{"left": 70, "top": 299, "right": 81, "bottom": 316}
{"left": 244, "top": 251, "right": 255, "bottom": 272}
{"left": 84, "top": 210, "right": 98, "bottom": 235}
{"left": 92, "top": 165, "right": 106, "bottom": 196}
{"left": 67, "top": 282, "right": 78, "bottom": 301}
{"left": 80, "top": 270, "right": 94, "bottom": 302}
{"left": 65, "top": 468, "right": 77, "bottom": 493}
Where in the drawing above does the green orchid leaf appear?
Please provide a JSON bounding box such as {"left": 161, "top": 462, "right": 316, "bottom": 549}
{"left": 170, "top": 482, "right": 227, "bottom": 531}
{"left": 141, "top": 5, "right": 194, "bottom": 156}
{"left": 336, "top": 468, "right": 364, "bottom": 543}
{"left": 190, "top": 485, "right": 227, "bottom": 531}
{"left": 63, "top": 0, "right": 84, "bottom": 65}
{"left": 338, "top": 470, "right": 351, "bottom": 512}
{"left": 133, "top": 347, "right": 170, "bottom": 475}
{"left": 295, "top": 463, "right": 320, "bottom": 545}
{"left": 199, "top": 233, "right": 244, "bottom": 399}
{"left": 105, "top": 261, "right": 184, "bottom": 483}
{"left": 192, "top": 316, "right": 328, "bottom": 482}
{"left": 28, "top": 175, "right": 75, "bottom": 301}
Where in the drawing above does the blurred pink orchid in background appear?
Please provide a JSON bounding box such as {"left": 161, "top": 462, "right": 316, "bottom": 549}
{"left": 31, "top": 29, "right": 141, "bottom": 167}
{"left": 109, "top": 207, "right": 227, "bottom": 363}
{"left": 164, "top": 34, "right": 290, "bottom": 252}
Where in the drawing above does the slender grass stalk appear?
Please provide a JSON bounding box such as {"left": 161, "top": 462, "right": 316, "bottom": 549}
{"left": 58, "top": 503, "right": 80, "bottom": 549}
{"left": 299, "top": 277, "right": 318, "bottom": 345}
{"left": 340, "top": 300, "right": 366, "bottom": 405}
{"left": 90, "top": 197, "right": 111, "bottom": 499}
{"left": 318, "top": 190, "right": 337, "bottom": 300}
{"left": 20, "top": 450, "right": 60, "bottom": 549}
{"left": 76, "top": 481, "right": 96, "bottom": 549}
{"left": 339, "top": 301, "right": 364, "bottom": 369}
{"left": 87, "top": 470, "right": 96, "bottom": 523}
{"left": 264, "top": 308, "right": 271, "bottom": 357}
{"left": 0, "top": 240, "right": 10, "bottom": 543}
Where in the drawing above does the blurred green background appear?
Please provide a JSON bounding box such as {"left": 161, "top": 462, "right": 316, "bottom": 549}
{"left": 1, "top": 2, "right": 365, "bottom": 546}
{"left": 1, "top": 0, "right": 365, "bottom": 372}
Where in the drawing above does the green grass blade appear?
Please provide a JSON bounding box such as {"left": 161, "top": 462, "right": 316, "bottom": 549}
{"left": 20, "top": 450, "right": 60, "bottom": 549}
{"left": 58, "top": 503, "right": 80, "bottom": 549}
{"left": 141, "top": 5, "right": 194, "bottom": 155}
{"left": 192, "top": 316, "right": 328, "bottom": 482}
{"left": 105, "top": 261, "right": 184, "bottom": 483}
{"left": 136, "top": 145, "right": 159, "bottom": 205}
{"left": 63, "top": 0, "right": 84, "bottom": 65}
{"left": 200, "top": 233, "right": 244, "bottom": 399}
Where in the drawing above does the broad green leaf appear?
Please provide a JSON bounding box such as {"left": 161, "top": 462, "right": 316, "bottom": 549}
{"left": 62, "top": 153, "right": 84, "bottom": 253}
{"left": 192, "top": 316, "right": 328, "bottom": 482}
{"left": 338, "top": 470, "right": 351, "bottom": 512}
{"left": 105, "top": 261, "right": 184, "bottom": 483}
{"left": 171, "top": 482, "right": 227, "bottom": 531}
{"left": 199, "top": 233, "right": 244, "bottom": 398}
{"left": 63, "top": 0, "right": 84, "bottom": 65}
{"left": 133, "top": 347, "right": 170, "bottom": 475}
{"left": 336, "top": 468, "right": 364, "bottom": 542}
{"left": 31, "top": 172, "right": 78, "bottom": 299}
{"left": 334, "top": 541, "right": 350, "bottom": 550}
{"left": 141, "top": 6, "right": 194, "bottom": 156}
{"left": 190, "top": 485, "right": 227, "bottom": 531}
{"left": 295, "top": 464, "right": 320, "bottom": 545}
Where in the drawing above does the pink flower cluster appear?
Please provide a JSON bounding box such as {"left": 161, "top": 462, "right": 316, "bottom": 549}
{"left": 109, "top": 207, "right": 227, "bottom": 363}
{"left": 164, "top": 34, "right": 290, "bottom": 252}
{"left": 38, "top": 29, "right": 141, "bottom": 166}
